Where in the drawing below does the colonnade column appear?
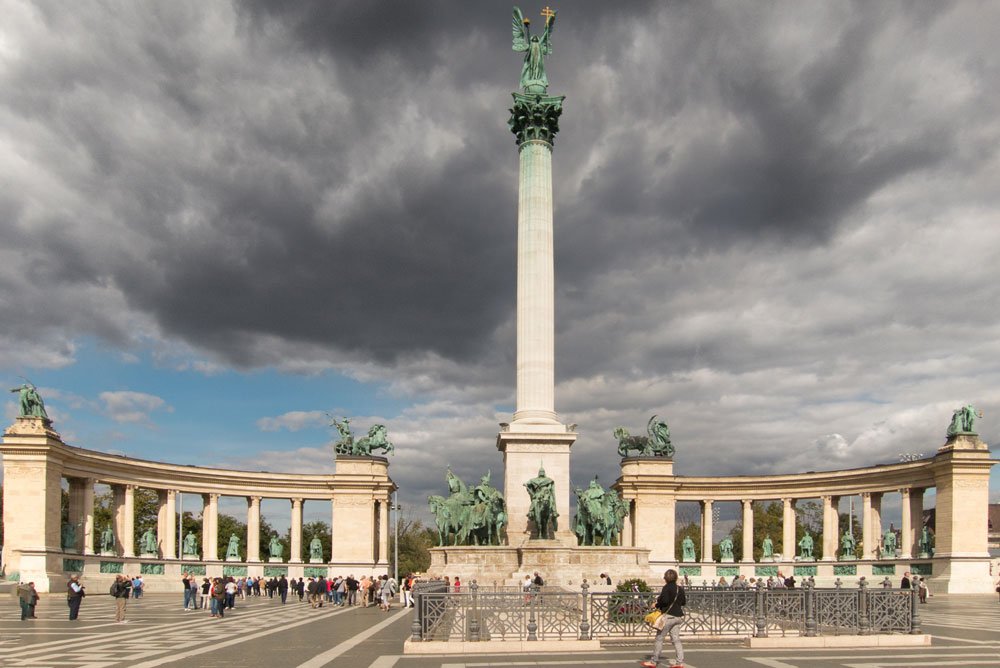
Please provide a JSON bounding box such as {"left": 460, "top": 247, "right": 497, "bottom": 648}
{"left": 247, "top": 496, "right": 261, "bottom": 562}
{"left": 861, "top": 493, "right": 874, "bottom": 559}
{"left": 202, "top": 493, "right": 219, "bottom": 560}
{"left": 67, "top": 477, "right": 94, "bottom": 554}
{"left": 908, "top": 488, "right": 924, "bottom": 555}
{"left": 701, "top": 500, "right": 713, "bottom": 562}
{"left": 820, "top": 496, "right": 837, "bottom": 561}
{"left": 899, "top": 488, "right": 913, "bottom": 559}
{"left": 290, "top": 498, "right": 303, "bottom": 562}
{"left": 871, "top": 492, "right": 883, "bottom": 555}
{"left": 115, "top": 484, "right": 136, "bottom": 557}
{"left": 157, "top": 489, "right": 176, "bottom": 558}
{"left": 781, "top": 498, "right": 795, "bottom": 560}
{"left": 741, "top": 499, "right": 754, "bottom": 562}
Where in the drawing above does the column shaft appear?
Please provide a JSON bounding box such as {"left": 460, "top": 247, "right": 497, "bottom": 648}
{"left": 701, "top": 500, "right": 713, "bottom": 562}
{"left": 822, "top": 496, "right": 839, "bottom": 561}
{"left": 290, "top": 498, "right": 303, "bottom": 562}
{"left": 861, "top": 493, "right": 874, "bottom": 559}
{"left": 741, "top": 500, "right": 754, "bottom": 562}
{"left": 513, "top": 140, "right": 557, "bottom": 424}
{"left": 782, "top": 498, "right": 796, "bottom": 559}
{"left": 621, "top": 499, "right": 634, "bottom": 547}
{"left": 81, "top": 479, "right": 95, "bottom": 554}
{"left": 871, "top": 493, "right": 883, "bottom": 555}
{"left": 203, "top": 494, "right": 219, "bottom": 560}
{"left": 122, "top": 485, "right": 136, "bottom": 557}
{"left": 900, "top": 489, "right": 913, "bottom": 558}
{"left": 162, "top": 490, "right": 177, "bottom": 558}
{"left": 67, "top": 478, "right": 88, "bottom": 553}
{"left": 247, "top": 496, "right": 261, "bottom": 562}
{"left": 909, "top": 488, "right": 924, "bottom": 554}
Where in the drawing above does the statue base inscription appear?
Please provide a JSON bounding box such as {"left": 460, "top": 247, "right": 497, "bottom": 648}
{"left": 268, "top": 557, "right": 284, "bottom": 563}
{"left": 140, "top": 552, "right": 157, "bottom": 559}
{"left": 310, "top": 558, "right": 324, "bottom": 564}
{"left": 100, "top": 550, "right": 116, "bottom": 557}
{"left": 681, "top": 556, "right": 697, "bottom": 563}
{"left": 182, "top": 554, "right": 200, "bottom": 560}
{"left": 225, "top": 556, "right": 241, "bottom": 562}
{"left": 796, "top": 557, "right": 815, "bottom": 562}
{"left": 720, "top": 557, "right": 734, "bottom": 563}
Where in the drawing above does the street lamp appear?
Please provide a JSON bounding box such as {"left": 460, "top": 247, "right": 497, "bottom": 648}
{"left": 390, "top": 491, "right": 402, "bottom": 583}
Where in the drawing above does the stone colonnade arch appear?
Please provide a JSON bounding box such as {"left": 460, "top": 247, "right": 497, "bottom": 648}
{"left": 1, "top": 417, "right": 395, "bottom": 592}
{"left": 616, "top": 433, "right": 996, "bottom": 593}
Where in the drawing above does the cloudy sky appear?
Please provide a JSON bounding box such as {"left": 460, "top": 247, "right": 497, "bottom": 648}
{"left": 2, "top": 1, "right": 999, "bottom": 529}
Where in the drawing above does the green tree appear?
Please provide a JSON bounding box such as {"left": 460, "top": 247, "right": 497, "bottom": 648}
{"left": 389, "top": 518, "right": 436, "bottom": 577}
{"left": 133, "top": 488, "right": 160, "bottom": 554}
{"left": 675, "top": 521, "right": 700, "bottom": 561}
{"left": 259, "top": 517, "right": 280, "bottom": 560}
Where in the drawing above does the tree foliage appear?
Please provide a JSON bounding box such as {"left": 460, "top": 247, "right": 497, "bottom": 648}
{"left": 296, "top": 521, "right": 331, "bottom": 562}
{"left": 389, "top": 518, "right": 436, "bottom": 577}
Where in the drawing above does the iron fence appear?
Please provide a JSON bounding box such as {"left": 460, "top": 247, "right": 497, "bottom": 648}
{"left": 410, "top": 581, "right": 921, "bottom": 642}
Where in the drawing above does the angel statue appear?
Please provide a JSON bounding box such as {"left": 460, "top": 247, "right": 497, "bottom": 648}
{"left": 512, "top": 6, "right": 556, "bottom": 94}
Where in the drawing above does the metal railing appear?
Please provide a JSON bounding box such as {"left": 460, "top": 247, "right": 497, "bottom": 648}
{"left": 410, "top": 580, "right": 921, "bottom": 642}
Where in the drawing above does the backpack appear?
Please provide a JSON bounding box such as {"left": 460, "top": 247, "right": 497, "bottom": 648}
{"left": 110, "top": 582, "right": 122, "bottom": 597}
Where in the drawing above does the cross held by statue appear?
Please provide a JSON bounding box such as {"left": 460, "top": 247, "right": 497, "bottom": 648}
{"left": 541, "top": 7, "right": 556, "bottom": 24}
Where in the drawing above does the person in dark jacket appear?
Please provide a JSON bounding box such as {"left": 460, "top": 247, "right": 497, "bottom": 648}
{"left": 641, "top": 569, "right": 685, "bottom": 668}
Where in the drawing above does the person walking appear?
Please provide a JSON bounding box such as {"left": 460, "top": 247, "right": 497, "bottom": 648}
{"left": 918, "top": 577, "right": 928, "bottom": 603}
{"left": 111, "top": 574, "right": 131, "bottom": 623}
{"left": 278, "top": 575, "right": 289, "bottom": 604}
{"left": 182, "top": 573, "right": 192, "bottom": 610}
{"left": 27, "top": 582, "right": 40, "bottom": 619}
{"left": 66, "top": 575, "right": 85, "bottom": 620}
{"left": 641, "top": 569, "right": 686, "bottom": 668}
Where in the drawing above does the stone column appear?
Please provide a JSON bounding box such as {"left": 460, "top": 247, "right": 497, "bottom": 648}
{"left": 861, "top": 493, "right": 874, "bottom": 559}
{"left": 81, "top": 478, "right": 95, "bottom": 555}
{"left": 781, "top": 498, "right": 796, "bottom": 559}
{"left": 741, "top": 499, "right": 754, "bottom": 562}
{"left": 118, "top": 485, "right": 136, "bottom": 557}
{"left": 871, "top": 492, "right": 883, "bottom": 555}
{"left": 247, "top": 496, "right": 261, "bottom": 562}
{"left": 202, "top": 493, "right": 219, "bottom": 560}
{"left": 378, "top": 497, "right": 390, "bottom": 565}
{"left": 290, "top": 498, "right": 303, "bottom": 562}
{"left": 157, "top": 489, "right": 177, "bottom": 558}
{"left": 908, "top": 488, "right": 924, "bottom": 557}
{"left": 900, "top": 488, "right": 913, "bottom": 559}
{"left": 701, "top": 500, "right": 713, "bottom": 562}
{"left": 621, "top": 499, "right": 634, "bottom": 547}
{"left": 821, "top": 495, "right": 839, "bottom": 561}
{"left": 67, "top": 477, "right": 91, "bottom": 553}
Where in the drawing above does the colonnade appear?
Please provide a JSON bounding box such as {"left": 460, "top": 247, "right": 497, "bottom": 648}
{"left": 0, "top": 417, "right": 395, "bottom": 591}
{"left": 616, "top": 432, "right": 996, "bottom": 593}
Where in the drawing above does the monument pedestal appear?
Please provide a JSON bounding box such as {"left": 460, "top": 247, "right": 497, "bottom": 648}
{"left": 496, "top": 424, "right": 577, "bottom": 546}
{"left": 429, "top": 544, "right": 650, "bottom": 587}
{"left": 268, "top": 557, "right": 284, "bottom": 563}
{"left": 140, "top": 552, "right": 157, "bottom": 559}
{"left": 182, "top": 553, "right": 200, "bottom": 561}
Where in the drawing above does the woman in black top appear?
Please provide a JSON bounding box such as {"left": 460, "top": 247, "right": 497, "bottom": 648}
{"left": 641, "top": 569, "right": 685, "bottom": 668}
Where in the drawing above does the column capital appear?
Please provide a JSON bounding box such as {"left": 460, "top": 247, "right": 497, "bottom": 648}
{"left": 291, "top": 497, "right": 303, "bottom": 507}
{"left": 861, "top": 491, "right": 871, "bottom": 499}
{"left": 899, "top": 488, "right": 911, "bottom": 498}
{"left": 166, "top": 489, "right": 177, "bottom": 500}
{"left": 509, "top": 92, "right": 565, "bottom": 146}
{"left": 782, "top": 497, "right": 794, "bottom": 505}
{"left": 742, "top": 499, "right": 753, "bottom": 507}
{"left": 248, "top": 495, "right": 262, "bottom": 504}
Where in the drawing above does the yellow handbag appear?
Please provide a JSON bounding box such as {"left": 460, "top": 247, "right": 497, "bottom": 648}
{"left": 643, "top": 610, "right": 662, "bottom": 626}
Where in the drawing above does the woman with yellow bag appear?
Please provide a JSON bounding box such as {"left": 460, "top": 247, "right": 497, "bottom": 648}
{"left": 641, "top": 569, "right": 686, "bottom": 668}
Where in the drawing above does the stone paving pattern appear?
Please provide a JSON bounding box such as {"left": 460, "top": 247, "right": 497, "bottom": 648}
{"left": 1, "top": 592, "right": 998, "bottom": 667}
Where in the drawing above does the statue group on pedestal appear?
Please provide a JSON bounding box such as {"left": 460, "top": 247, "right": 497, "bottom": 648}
{"left": 9, "top": 382, "right": 49, "bottom": 420}
{"left": 331, "top": 417, "right": 395, "bottom": 457}
{"left": 614, "top": 415, "right": 674, "bottom": 458}
{"left": 572, "top": 476, "right": 627, "bottom": 546}
{"left": 946, "top": 404, "right": 981, "bottom": 437}
{"left": 429, "top": 469, "right": 508, "bottom": 545}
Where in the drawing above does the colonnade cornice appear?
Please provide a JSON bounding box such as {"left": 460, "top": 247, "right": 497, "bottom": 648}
{"left": 4, "top": 438, "right": 394, "bottom": 499}
{"left": 616, "top": 458, "right": 941, "bottom": 500}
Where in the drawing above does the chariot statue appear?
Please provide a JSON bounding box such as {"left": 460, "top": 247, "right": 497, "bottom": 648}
{"left": 615, "top": 415, "right": 674, "bottom": 458}
{"left": 331, "top": 416, "right": 394, "bottom": 457}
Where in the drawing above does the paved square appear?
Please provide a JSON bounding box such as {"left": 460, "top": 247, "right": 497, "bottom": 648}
{"left": 2, "top": 593, "right": 998, "bottom": 668}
